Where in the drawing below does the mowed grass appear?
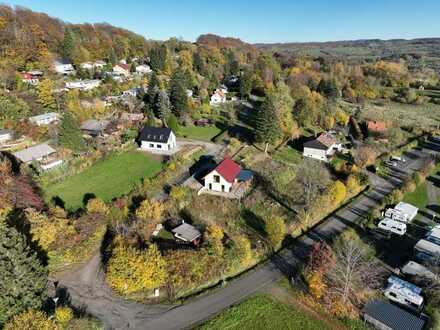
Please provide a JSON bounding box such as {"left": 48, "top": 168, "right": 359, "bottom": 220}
{"left": 198, "top": 295, "right": 330, "bottom": 330}
{"left": 403, "top": 181, "right": 428, "bottom": 209}
{"left": 43, "top": 151, "right": 162, "bottom": 211}
{"left": 177, "top": 125, "right": 222, "bottom": 141}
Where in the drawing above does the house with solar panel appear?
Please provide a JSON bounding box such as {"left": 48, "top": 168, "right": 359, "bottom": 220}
{"left": 201, "top": 157, "right": 253, "bottom": 197}
{"left": 138, "top": 126, "right": 177, "bottom": 153}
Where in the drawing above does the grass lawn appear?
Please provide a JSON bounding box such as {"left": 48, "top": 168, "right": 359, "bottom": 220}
{"left": 43, "top": 151, "right": 162, "bottom": 211}
{"left": 198, "top": 295, "right": 331, "bottom": 330}
{"left": 177, "top": 125, "right": 222, "bottom": 141}
{"left": 403, "top": 182, "right": 428, "bottom": 209}
{"left": 272, "top": 146, "right": 303, "bottom": 165}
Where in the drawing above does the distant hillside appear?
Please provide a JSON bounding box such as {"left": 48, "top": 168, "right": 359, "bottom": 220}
{"left": 0, "top": 5, "right": 150, "bottom": 68}
{"left": 197, "top": 33, "right": 256, "bottom": 51}
{"left": 255, "top": 38, "right": 440, "bottom": 70}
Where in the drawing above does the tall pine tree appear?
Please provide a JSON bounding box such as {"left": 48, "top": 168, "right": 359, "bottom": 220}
{"left": 156, "top": 90, "right": 171, "bottom": 126}
{"left": 58, "top": 110, "right": 85, "bottom": 153}
{"left": 169, "top": 69, "right": 188, "bottom": 118}
{"left": 0, "top": 215, "right": 48, "bottom": 325}
{"left": 146, "top": 72, "right": 159, "bottom": 112}
{"left": 254, "top": 94, "right": 281, "bottom": 153}
{"left": 62, "top": 28, "right": 75, "bottom": 62}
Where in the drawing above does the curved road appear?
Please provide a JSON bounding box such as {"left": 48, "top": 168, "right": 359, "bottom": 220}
{"left": 53, "top": 142, "right": 437, "bottom": 329}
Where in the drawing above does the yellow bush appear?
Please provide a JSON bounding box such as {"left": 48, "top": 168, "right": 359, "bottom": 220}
{"left": 86, "top": 198, "right": 109, "bottom": 215}
{"left": 328, "top": 180, "right": 347, "bottom": 207}
{"left": 55, "top": 306, "right": 74, "bottom": 326}
{"left": 306, "top": 271, "right": 327, "bottom": 299}
{"left": 135, "top": 199, "right": 165, "bottom": 222}
{"left": 5, "top": 310, "right": 58, "bottom": 330}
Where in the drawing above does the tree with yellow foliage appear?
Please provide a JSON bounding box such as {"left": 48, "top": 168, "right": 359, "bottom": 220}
{"left": 335, "top": 109, "right": 349, "bottom": 126}
{"left": 135, "top": 199, "right": 165, "bottom": 222}
{"left": 235, "top": 235, "right": 253, "bottom": 266}
{"left": 305, "top": 271, "right": 327, "bottom": 299}
{"left": 265, "top": 216, "right": 286, "bottom": 249}
{"left": 206, "top": 224, "right": 224, "bottom": 256}
{"left": 86, "top": 198, "right": 109, "bottom": 216}
{"left": 54, "top": 306, "right": 74, "bottom": 327}
{"left": 36, "top": 79, "right": 57, "bottom": 110}
{"left": 106, "top": 238, "right": 167, "bottom": 295}
{"left": 328, "top": 181, "right": 347, "bottom": 208}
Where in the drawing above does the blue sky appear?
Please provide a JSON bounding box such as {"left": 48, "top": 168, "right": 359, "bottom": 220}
{"left": 6, "top": 0, "right": 440, "bottom": 43}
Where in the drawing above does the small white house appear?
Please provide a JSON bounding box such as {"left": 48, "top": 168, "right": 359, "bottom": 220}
{"left": 203, "top": 158, "right": 241, "bottom": 193}
{"left": 138, "top": 126, "right": 176, "bottom": 152}
{"left": 53, "top": 60, "right": 75, "bottom": 75}
{"left": 303, "top": 132, "right": 341, "bottom": 161}
{"left": 29, "top": 112, "right": 60, "bottom": 126}
{"left": 0, "top": 129, "right": 14, "bottom": 144}
{"left": 80, "top": 61, "right": 106, "bottom": 70}
{"left": 65, "top": 79, "right": 101, "bottom": 91}
{"left": 210, "top": 89, "right": 227, "bottom": 105}
{"left": 135, "top": 64, "right": 152, "bottom": 74}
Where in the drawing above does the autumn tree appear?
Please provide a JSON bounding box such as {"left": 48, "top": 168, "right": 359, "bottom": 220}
{"left": 327, "top": 180, "right": 347, "bottom": 207}
{"left": 327, "top": 232, "right": 383, "bottom": 307}
{"left": 135, "top": 199, "right": 165, "bottom": 222}
{"left": 254, "top": 93, "right": 281, "bottom": 153}
{"left": 234, "top": 235, "right": 252, "bottom": 266}
{"left": 86, "top": 198, "right": 109, "bottom": 216}
{"left": 264, "top": 216, "right": 286, "bottom": 249}
{"left": 205, "top": 224, "right": 224, "bottom": 256}
{"left": 0, "top": 215, "right": 48, "bottom": 325}
{"left": 36, "top": 79, "right": 56, "bottom": 110}
{"left": 106, "top": 238, "right": 167, "bottom": 295}
{"left": 272, "top": 82, "right": 299, "bottom": 144}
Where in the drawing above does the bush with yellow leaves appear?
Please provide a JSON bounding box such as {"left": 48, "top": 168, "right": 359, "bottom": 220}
{"left": 135, "top": 199, "right": 165, "bottom": 222}
{"left": 5, "top": 310, "right": 58, "bottom": 330}
{"left": 54, "top": 306, "right": 74, "bottom": 327}
{"left": 305, "top": 271, "right": 327, "bottom": 300}
{"left": 86, "top": 198, "right": 109, "bottom": 215}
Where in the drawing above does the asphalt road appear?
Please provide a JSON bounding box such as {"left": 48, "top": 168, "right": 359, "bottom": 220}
{"left": 53, "top": 140, "right": 438, "bottom": 330}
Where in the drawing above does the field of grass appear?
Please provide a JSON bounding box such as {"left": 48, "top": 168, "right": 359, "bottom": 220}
{"left": 177, "top": 125, "right": 222, "bottom": 141}
{"left": 42, "top": 151, "right": 162, "bottom": 210}
{"left": 403, "top": 182, "right": 429, "bottom": 209}
{"left": 198, "top": 295, "right": 331, "bottom": 330}
{"left": 272, "top": 146, "right": 303, "bottom": 165}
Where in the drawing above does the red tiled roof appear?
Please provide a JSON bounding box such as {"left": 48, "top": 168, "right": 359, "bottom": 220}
{"left": 316, "top": 132, "right": 337, "bottom": 148}
{"left": 116, "top": 63, "right": 130, "bottom": 71}
{"left": 214, "top": 158, "right": 241, "bottom": 183}
{"left": 368, "top": 120, "right": 387, "bottom": 132}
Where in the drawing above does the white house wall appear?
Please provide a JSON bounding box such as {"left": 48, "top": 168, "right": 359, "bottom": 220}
{"left": 303, "top": 147, "right": 328, "bottom": 161}
{"left": 204, "top": 170, "right": 233, "bottom": 192}
{"left": 140, "top": 132, "right": 176, "bottom": 152}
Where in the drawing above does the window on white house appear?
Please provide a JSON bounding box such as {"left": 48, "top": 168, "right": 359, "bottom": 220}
{"left": 157, "top": 144, "right": 162, "bottom": 149}
{"left": 149, "top": 143, "right": 154, "bottom": 148}
{"left": 214, "top": 175, "right": 220, "bottom": 183}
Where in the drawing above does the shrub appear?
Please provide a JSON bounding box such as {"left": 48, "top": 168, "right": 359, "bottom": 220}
{"left": 5, "top": 310, "right": 58, "bottom": 330}
{"left": 86, "top": 198, "right": 109, "bottom": 215}
{"left": 265, "top": 216, "right": 286, "bottom": 249}
{"left": 54, "top": 306, "right": 74, "bottom": 326}
{"left": 135, "top": 199, "right": 165, "bottom": 222}
{"left": 305, "top": 271, "right": 327, "bottom": 299}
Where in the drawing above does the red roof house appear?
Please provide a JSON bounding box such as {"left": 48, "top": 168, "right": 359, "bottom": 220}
{"left": 214, "top": 158, "right": 241, "bottom": 183}
{"left": 368, "top": 121, "right": 387, "bottom": 135}
{"left": 202, "top": 158, "right": 242, "bottom": 193}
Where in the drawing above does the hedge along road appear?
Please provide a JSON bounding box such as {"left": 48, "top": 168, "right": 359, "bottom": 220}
{"left": 52, "top": 140, "right": 439, "bottom": 330}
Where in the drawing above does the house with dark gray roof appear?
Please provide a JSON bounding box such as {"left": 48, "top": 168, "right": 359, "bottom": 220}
{"left": 362, "top": 300, "right": 426, "bottom": 330}
{"left": 138, "top": 126, "right": 176, "bottom": 153}
{"left": 80, "top": 119, "right": 110, "bottom": 137}
{"left": 303, "top": 132, "right": 341, "bottom": 162}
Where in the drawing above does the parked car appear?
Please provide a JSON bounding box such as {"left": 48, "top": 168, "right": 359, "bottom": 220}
{"left": 378, "top": 218, "right": 407, "bottom": 236}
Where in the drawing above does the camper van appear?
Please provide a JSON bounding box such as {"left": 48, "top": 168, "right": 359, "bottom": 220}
{"left": 384, "top": 208, "right": 409, "bottom": 223}
{"left": 384, "top": 276, "right": 424, "bottom": 311}
{"left": 414, "top": 239, "right": 440, "bottom": 263}
{"left": 378, "top": 218, "right": 407, "bottom": 236}
{"left": 401, "top": 261, "right": 436, "bottom": 279}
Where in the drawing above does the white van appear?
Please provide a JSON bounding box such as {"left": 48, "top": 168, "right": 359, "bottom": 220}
{"left": 378, "top": 218, "right": 407, "bottom": 236}
{"left": 384, "top": 276, "right": 424, "bottom": 311}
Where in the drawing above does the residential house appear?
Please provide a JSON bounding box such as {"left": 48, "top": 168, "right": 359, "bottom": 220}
{"left": 113, "top": 63, "right": 131, "bottom": 77}
{"left": 119, "top": 112, "right": 144, "bottom": 123}
{"left": 362, "top": 300, "right": 426, "bottom": 330}
{"left": 65, "top": 79, "right": 101, "bottom": 91}
{"left": 138, "top": 126, "right": 177, "bottom": 152}
{"left": 122, "top": 88, "right": 140, "bottom": 98}
{"left": 80, "top": 61, "right": 106, "bottom": 70}
{"left": 13, "top": 143, "right": 63, "bottom": 170}
{"left": 53, "top": 60, "right": 75, "bottom": 75}
{"left": 210, "top": 88, "right": 227, "bottom": 105}
{"left": 29, "top": 112, "right": 60, "bottom": 126}
{"left": 202, "top": 158, "right": 253, "bottom": 194}
{"left": 0, "top": 129, "right": 14, "bottom": 144}
{"left": 80, "top": 119, "right": 110, "bottom": 137}
{"left": 368, "top": 120, "right": 388, "bottom": 136}
{"left": 135, "top": 64, "right": 152, "bottom": 74}
{"left": 172, "top": 223, "right": 201, "bottom": 245}
{"left": 303, "top": 132, "right": 342, "bottom": 162}
{"left": 21, "top": 71, "right": 43, "bottom": 85}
